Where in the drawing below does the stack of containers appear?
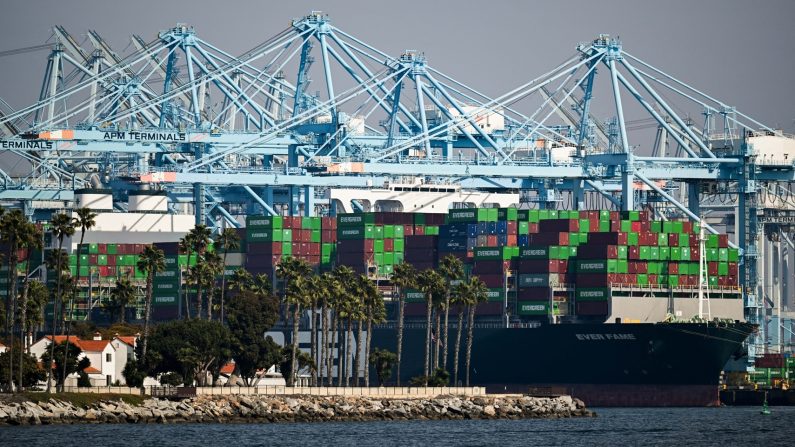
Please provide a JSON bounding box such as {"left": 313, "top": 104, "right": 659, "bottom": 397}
{"left": 516, "top": 246, "right": 561, "bottom": 317}
{"left": 151, "top": 242, "right": 184, "bottom": 320}
{"left": 472, "top": 246, "right": 517, "bottom": 315}
{"left": 336, "top": 213, "right": 375, "bottom": 274}
{"left": 246, "top": 215, "right": 287, "bottom": 276}
{"left": 320, "top": 217, "right": 337, "bottom": 270}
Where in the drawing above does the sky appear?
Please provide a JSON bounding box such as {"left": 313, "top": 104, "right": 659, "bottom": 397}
{"left": 0, "top": 0, "right": 794, "bottom": 132}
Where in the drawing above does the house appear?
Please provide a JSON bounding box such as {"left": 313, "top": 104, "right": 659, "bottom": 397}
{"left": 29, "top": 333, "right": 126, "bottom": 386}
{"left": 111, "top": 333, "right": 138, "bottom": 382}
{"left": 0, "top": 341, "right": 7, "bottom": 354}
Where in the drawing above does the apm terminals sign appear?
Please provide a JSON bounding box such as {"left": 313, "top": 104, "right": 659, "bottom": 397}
{"left": 758, "top": 216, "right": 795, "bottom": 224}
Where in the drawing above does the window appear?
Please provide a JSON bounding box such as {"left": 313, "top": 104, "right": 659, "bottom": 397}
{"left": 106, "top": 353, "right": 112, "bottom": 362}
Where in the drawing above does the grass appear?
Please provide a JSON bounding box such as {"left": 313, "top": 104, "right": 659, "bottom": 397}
{"left": 3, "top": 392, "right": 146, "bottom": 407}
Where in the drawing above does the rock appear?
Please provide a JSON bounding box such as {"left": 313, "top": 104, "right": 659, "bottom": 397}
{"left": 483, "top": 405, "right": 496, "bottom": 417}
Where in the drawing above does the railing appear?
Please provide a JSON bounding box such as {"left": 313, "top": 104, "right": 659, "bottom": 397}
{"left": 46, "top": 385, "right": 486, "bottom": 398}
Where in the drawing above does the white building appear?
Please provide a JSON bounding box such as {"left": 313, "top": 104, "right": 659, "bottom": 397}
{"left": 29, "top": 333, "right": 128, "bottom": 386}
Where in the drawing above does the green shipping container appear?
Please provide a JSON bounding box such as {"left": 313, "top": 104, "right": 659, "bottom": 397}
{"left": 246, "top": 215, "right": 283, "bottom": 229}
{"left": 518, "top": 301, "right": 550, "bottom": 316}
{"left": 448, "top": 209, "right": 478, "bottom": 223}
{"left": 338, "top": 213, "right": 375, "bottom": 226}
{"left": 576, "top": 288, "right": 610, "bottom": 301}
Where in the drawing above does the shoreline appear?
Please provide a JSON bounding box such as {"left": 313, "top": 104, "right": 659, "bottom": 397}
{"left": 0, "top": 394, "right": 594, "bottom": 426}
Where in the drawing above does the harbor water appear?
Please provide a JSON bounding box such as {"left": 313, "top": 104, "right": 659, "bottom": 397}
{"left": 2, "top": 407, "right": 793, "bottom": 446}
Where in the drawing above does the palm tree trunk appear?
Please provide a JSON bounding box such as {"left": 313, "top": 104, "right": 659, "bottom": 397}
{"left": 320, "top": 301, "right": 327, "bottom": 386}
{"left": 365, "top": 313, "right": 373, "bottom": 387}
{"left": 290, "top": 303, "right": 300, "bottom": 387}
{"left": 196, "top": 282, "right": 203, "bottom": 321}
{"left": 6, "top": 246, "right": 18, "bottom": 391}
{"left": 141, "top": 273, "right": 154, "bottom": 364}
{"left": 396, "top": 290, "right": 404, "bottom": 387}
{"left": 434, "top": 308, "right": 441, "bottom": 370}
{"left": 206, "top": 279, "right": 213, "bottom": 321}
{"left": 46, "top": 238, "right": 65, "bottom": 393}
{"left": 345, "top": 318, "right": 353, "bottom": 387}
{"left": 424, "top": 295, "right": 432, "bottom": 384}
{"left": 329, "top": 312, "right": 337, "bottom": 387}
{"left": 453, "top": 307, "right": 464, "bottom": 386}
{"left": 18, "top": 258, "right": 33, "bottom": 390}
{"left": 443, "top": 293, "right": 450, "bottom": 370}
{"left": 220, "top": 252, "right": 228, "bottom": 324}
{"left": 310, "top": 303, "right": 317, "bottom": 386}
{"left": 183, "top": 250, "right": 192, "bottom": 319}
{"left": 465, "top": 304, "right": 475, "bottom": 387}
{"left": 355, "top": 318, "right": 363, "bottom": 387}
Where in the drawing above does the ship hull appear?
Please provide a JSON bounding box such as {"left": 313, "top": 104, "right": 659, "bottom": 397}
{"left": 368, "top": 322, "right": 754, "bottom": 407}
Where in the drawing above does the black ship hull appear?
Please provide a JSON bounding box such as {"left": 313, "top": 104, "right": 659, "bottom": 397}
{"left": 368, "top": 322, "right": 755, "bottom": 407}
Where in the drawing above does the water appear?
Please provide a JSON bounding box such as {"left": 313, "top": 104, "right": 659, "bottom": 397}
{"left": 2, "top": 407, "right": 793, "bottom": 446}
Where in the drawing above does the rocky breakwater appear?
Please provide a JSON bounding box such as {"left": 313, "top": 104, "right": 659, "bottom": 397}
{"left": 0, "top": 394, "right": 593, "bottom": 425}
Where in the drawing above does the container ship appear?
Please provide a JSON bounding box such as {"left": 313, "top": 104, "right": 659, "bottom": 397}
{"left": 5, "top": 201, "right": 754, "bottom": 406}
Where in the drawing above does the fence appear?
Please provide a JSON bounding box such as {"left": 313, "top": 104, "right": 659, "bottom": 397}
{"left": 55, "top": 385, "right": 486, "bottom": 398}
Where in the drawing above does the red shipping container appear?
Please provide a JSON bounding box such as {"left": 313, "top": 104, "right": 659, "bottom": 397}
{"left": 404, "top": 225, "right": 414, "bottom": 236}
{"left": 588, "top": 211, "right": 600, "bottom": 220}
{"left": 611, "top": 220, "right": 621, "bottom": 232}
{"left": 414, "top": 226, "right": 425, "bottom": 235}
{"left": 507, "top": 235, "right": 517, "bottom": 246}
{"left": 640, "top": 220, "right": 650, "bottom": 232}
{"left": 98, "top": 244, "right": 107, "bottom": 254}
{"left": 507, "top": 221, "right": 517, "bottom": 234}
{"left": 668, "top": 263, "right": 678, "bottom": 274}
{"left": 639, "top": 210, "right": 651, "bottom": 221}
{"left": 610, "top": 211, "right": 620, "bottom": 220}
{"left": 529, "top": 223, "right": 539, "bottom": 234}
{"left": 629, "top": 246, "right": 640, "bottom": 260}
{"left": 728, "top": 262, "right": 738, "bottom": 276}
{"left": 635, "top": 262, "right": 648, "bottom": 273}
{"left": 310, "top": 244, "right": 320, "bottom": 256}
{"left": 708, "top": 262, "right": 718, "bottom": 276}
{"left": 384, "top": 239, "right": 394, "bottom": 252}
{"left": 486, "top": 235, "right": 498, "bottom": 246}
{"left": 107, "top": 255, "right": 117, "bottom": 266}
{"left": 631, "top": 221, "right": 642, "bottom": 232}
{"left": 106, "top": 266, "right": 117, "bottom": 277}
{"left": 718, "top": 234, "right": 729, "bottom": 248}
{"left": 668, "top": 233, "right": 679, "bottom": 246}
{"left": 98, "top": 266, "right": 108, "bottom": 277}
{"left": 89, "top": 254, "right": 98, "bottom": 264}
{"left": 648, "top": 274, "right": 658, "bottom": 284}
{"left": 682, "top": 221, "right": 693, "bottom": 233}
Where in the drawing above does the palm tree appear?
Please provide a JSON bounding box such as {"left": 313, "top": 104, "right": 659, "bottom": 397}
{"left": 108, "top": 278, "right": 136, "bottom": 323}
{"left": 46, "top": 212, "right": 75, "bottom": 393}
{"left": 276, "top": 256, "right": 312, "bottom": 386}
{"left": 329, "top": 266, "right": 354, "bottom": 386}
{"left": 465, "top": 276, "right": 488, "bottom": 387}
{"left": 201, "top": 251, "right": 223, "bottom": 320}
{"left": 304, "top": 274, "right": 326, "bottom": 386}
{"left": 178, "top": 234, "right": 194, "bottom": 318}
{"left": 390, "top": 262, "right": 416, "bottom": 387}
{"left": 439, "top": 255, "right": 464, "bottom": 370}
{"left": 17, "top": 222, "right": 42, "bottom": 390}
{"left": 318, "top": 272, "right": 335, "bottom": 385}
{"left": 417, "top": 269, "right": 445, "bottom": 384}
{"left": 179, "top": 224, "right": 211, "bottom": 319}
{"left": 70, "top": 208, "right": 96, "bottom": 323}
{"left": 60, "top": 208, "right": 97, "bottom": 387}
{"left": 451, "top": 281, "right": 468, "bottom": 386}
{"left": 137, "top": 245, "right": 166, "bottom": 362}
{"left": 1, "top": 209, "right": 26, "bottom": 390}
{"left": 214, "top": 228, "right": 240, "bottom": 325}
{"left": 360, "top": 275, "right": 384, "bottom": 387}
{"left": 228, "top": 268, "right": 253, "bottom": 294}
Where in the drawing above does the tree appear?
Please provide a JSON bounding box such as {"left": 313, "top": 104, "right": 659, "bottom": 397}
{"left": 360, "top": 274, "right": 385, "bottom": 387}
{"left": 107, "top": 278, "right": 136, "bottom": 324}
{"left": 0, "top": 343, "right": 45, "bottom": 392}
{"left": 275, "top": 256, "right": 312, "bottom": 386}
{"left": 1, "top": 209, "right": 27, "bottom": 390}
{"left": 451, "top": 280, "right": 468, "bottom": 386}
{"left": 23, "top": 280, "right": 48, "bottom": 338}
{"left": 318, "top": 272, "right": 336, "bottom": 386}
{"left": 279, "top": 345, "right": 315, "bottom": 386}
{"left": 465, "top": 276, "right": 488, "bottom": 386}
{"left": 417, "top": 269, "right": 445, "bottom": 385}
{"left": 123, "top": 359, "right": 146, "bottom": 387}
{"left": 304, "top": 274, "right": 326, "bottom": 386}
{"left": 390, "top": 262, "right": 416, "bottom": 387}
{"left": 202, "top": 251, "right": 223, "bottom": 321}
{"left": 369, "top": 348, "right": 396, "bottom": 386}
{"left": 226, "top": 289, "right": 280, "bottom": 385}
{"left": 40, "top": 340, "right": 90, "bottom": 390}
{"left": 45, "top": 212, "right": 75, "bottom": 392}
{"left": 142, "top": 319, "right": 233, "bottom": 386}
{"left": 17, "top": 222, "right": 42, "bottom": 390}
{"left": 214, "top": 228, "right": 240, "bottom": 325}
{"left": 330, "top": 266, "right": 356, "bottom": 386}
{"left": 182, "top": 225, "right": 211, "bottom": 320}
{"left": 137, "top": 245, "right": 165, "bottom": 363}
{"left": 438, "top": 255, "right": 464, "bottom": 370}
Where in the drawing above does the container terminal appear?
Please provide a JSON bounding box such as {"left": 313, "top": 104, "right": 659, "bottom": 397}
{"left": 0, "top": 12, "right": 793, "bottom": 404}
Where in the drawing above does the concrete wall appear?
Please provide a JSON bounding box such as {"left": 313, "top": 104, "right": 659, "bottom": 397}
{"left": 57, "top": 386, "right": 487, "bottom": 397}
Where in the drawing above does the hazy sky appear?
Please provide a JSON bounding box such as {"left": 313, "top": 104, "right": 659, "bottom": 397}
{"left": 1, "top": 0, "right": 794, "bottom": 132}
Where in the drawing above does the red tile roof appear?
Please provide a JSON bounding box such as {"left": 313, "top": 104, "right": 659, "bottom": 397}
{"left": 77, "top": 340, "right": 111, "bottom": 352}
{"left": 220, "top": 362, "right": 235, "bottom": 375}
{"left": 83, "top": 366, "right": 101, "bottom": 374}
{"left": 115, "top": 336, "right": 137, "bottom": 346}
